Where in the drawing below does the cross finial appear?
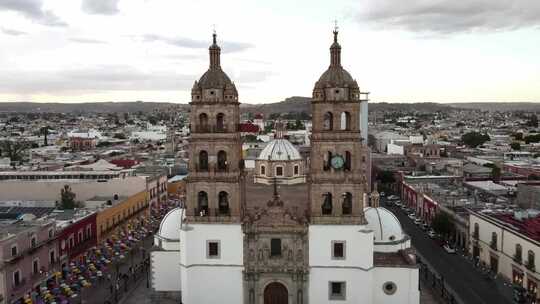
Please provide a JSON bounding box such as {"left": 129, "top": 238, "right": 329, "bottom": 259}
{"left": 212, "top": 24, "right": 217, "bottom": 44}
{"left": 333, "top": 20, "right": 339, "bottom": 42}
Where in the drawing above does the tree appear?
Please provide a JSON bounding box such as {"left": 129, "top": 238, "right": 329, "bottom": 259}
{"left": 510, "top": 142, "right": 521, "bottom": 151}
{"left": 40, "top": 126, "right": 50, "bottom": 146}
{"left": 294, "top": 119, "right": 305, "bottom": 130}
{"left": 528, "top": 114, "right": 539, "bottom": 128}
{"left": 461, "top": 131, "right": 490, "bottom": 148}
{"left": 513, "top": 132, "right": 524, "bottom": 141}
{"left": 431, "top": 212, "right": 454, "bottom": 237}
{"left": 60, "top": 185, "right": 77, "bottom": 210}
{"left": 0, "top": 140, "right": 29, "bottom": 162}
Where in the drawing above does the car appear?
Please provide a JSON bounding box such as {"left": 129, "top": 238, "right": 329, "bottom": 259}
{"left": 387, "top": 195, "right": 399, "bottom": 200}
{"left": 414, "top": 218, "right": 422, "bottom": 225}
{"left": 422, "top": 223, "right": 429, "bottom": 231}
{"left": 443, "top": 244, "right": 456, "bottom": 254}
{"left": 400, "top": 205, "right": 408, "bottom": 210}
{"left": 427, "top": 230, "right": 437, "bottom": 238}
{"left": 395, "top": 202, "right": 402, "bottom": 207}
{"left": 380, "top": 192, "right": 386, "bottom": 197}
{"left": 408, "top": 213, "right": 416, "bottom": 220}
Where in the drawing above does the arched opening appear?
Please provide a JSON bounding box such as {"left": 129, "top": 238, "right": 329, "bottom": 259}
{"left": 474, "top": 223, "right": 479, "bottom": 237}
{"left": 216, "top": 113, "right": 225, "bottom": 131}
{"left": 199, "top": 113, "right": 209, "bottom": 132}
{"left": 515, "top": 244, "right": 522, "bottom": 262}
{"left": 260, "top": 165, "right": 266, "bottom": 176}
{"left": 199, "top": 150, "right": 208, "bottom": 171}
{"left": 217, "top": 150, "right": 227, "bottom": 171}
{"left": 528, "top": 250, "right": 535, "bottom": 268}
{"left": 340, "top": 112, "right": 351, "bottom": 130}
{"left": 197, "top": 191, "right": 208, "bottom": 216}
{"left": 218, "top": 191, "right": 230, "bottom": 215}
{"left": 342, "top": 192, "right": 352, "bottom": 215}
{"left": 323, "top": 112, "right": 333, "bottom": 131}
{"left": 323, "top": 151, "right": 332, "bottom": 171}
{"left": 322, "top": 192, "right": 333, "bottom": 215}
{"left": 264, "top": 282, "right": 288, "bottom": 304}
{"left": 344, "top": 151, "right": 351, "bottom": 171}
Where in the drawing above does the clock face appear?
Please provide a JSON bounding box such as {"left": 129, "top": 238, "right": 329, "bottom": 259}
{"left": 331, "top": 155, "right": 344, "bottom": 169}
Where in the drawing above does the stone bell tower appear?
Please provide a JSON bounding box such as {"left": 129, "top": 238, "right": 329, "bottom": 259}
{"left": 185, "top": 31, "right": 244, "bottom": 223}
{"left": 309, "top": 27, "right": 370, "bottom": 224}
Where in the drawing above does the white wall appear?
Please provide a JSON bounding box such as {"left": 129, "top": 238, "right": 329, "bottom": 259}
{"left": 387, "top": 143, "right": 405, "bottom": 155}
{"left": 180, "top": 223, "right": 244, "bottom": 304}
{"left": 372, "top": 267, "right": 419, "bottom": 304}
{"left": 310, "top": 268, "right": 373, "bottom": 304}
{"left": 151, "top": 251, "right": 181, "bottom": 292}
{"left": 0, "top": 177, "right": 146, "bottom": 202}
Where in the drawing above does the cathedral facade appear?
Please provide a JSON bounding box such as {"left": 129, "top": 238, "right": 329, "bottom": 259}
{"left": 151, "top": 30, "right": 420, "bottom": 304}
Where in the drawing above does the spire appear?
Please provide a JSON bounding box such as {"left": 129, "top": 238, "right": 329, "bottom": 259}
{"left": 209, "top": 28, "right": 221, "bottom": 69}
{"left": 330, "top": 21, "right": 341, "bottom": 67}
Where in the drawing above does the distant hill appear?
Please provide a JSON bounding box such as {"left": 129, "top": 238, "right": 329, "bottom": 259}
{"left": 448, "top": 102, "right": 540, "bottom": 112}
{"left": 0, "top": 101, "right": 184, "bottom": 113}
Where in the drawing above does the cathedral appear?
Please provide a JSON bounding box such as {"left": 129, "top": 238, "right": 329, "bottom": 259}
{"left": 151, "top": 29, "right": 420, "bottom": 304}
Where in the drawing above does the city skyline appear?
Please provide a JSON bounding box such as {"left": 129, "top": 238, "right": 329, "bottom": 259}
{"left": 1, "top": 0, "right": 540, "bottom": 104}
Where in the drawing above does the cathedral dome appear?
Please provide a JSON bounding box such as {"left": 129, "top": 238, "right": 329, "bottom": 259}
{"left": 197, "top": 68, "right": 234, "bottom": 89}
{"left": 158, "top": 207, "right": 183, "bottom": 241}
{"left": 364, "top": 207, "right": 404, "bottom": 243}
{"left": 258, "top": 138, "right": 301, "bottom": 161}
{"left": 315, "top": 66, "right": 358, "bottom": 89}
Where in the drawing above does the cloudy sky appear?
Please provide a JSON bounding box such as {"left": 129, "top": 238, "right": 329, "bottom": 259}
{"left": 0, "top": 0, "right": 539, "bottom": 104}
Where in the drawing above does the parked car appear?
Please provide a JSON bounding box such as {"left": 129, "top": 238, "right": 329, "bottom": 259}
{"left": 408, "top": 213, "right": 416, "bottom": 220}
{"left": 387, "top": 195, "right": 399, "bottom": 200}
{"left": 380, "top": 192, "right": 386, "bottom": 197}
{"left": 427, "top": 230, "right": 437, "bottom": 238}
{"left": 414, "top": 218, "right": 422, "bottom": 225}
{"left": 422, "top": 223, "right": 429, "bottom": 231}
{"left": 443, "top": 244, "right": 456, "bottom": 254}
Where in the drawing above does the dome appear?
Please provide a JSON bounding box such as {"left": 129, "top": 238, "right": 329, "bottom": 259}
{"left": 197, "top": 68, "right": 234, "bottom": 89}
{"left": 258, "top": 139, "right": 302, "bottom": 161}
{"left": 157, "top": 207, "right": 183, "bottom": 241}
{"left": 364, "top": 207, "right": 404, "bottom": 243}
{"left": 314, "top": 66, "right": 358, "bottom": 89}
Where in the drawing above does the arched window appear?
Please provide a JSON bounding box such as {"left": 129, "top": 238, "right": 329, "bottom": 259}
{"left": 199, "top": 113, "right": 209, "bottom": 132}
{"left": 276, "top": 166, "right": 284, "bottom": 176}
{"left": 324, "top": 151, "right": 332, "bottom": 171}
{"left": 344, "top": 151, "right": 351, "bottom": 171}
{"left": 294, "top": 165, "right": 299, "bottom": 175}
{"left": 491, "top": 232, "right": 497, "bottom": 249}
{"left": 342, "top": 192, "right": 352, "bottom": 215}
{"left": 515, "top": 244, "right": 522, "bottom": 262}
{"left": 323, "top": 112, "right": 333, "bottom": 131}
{"left": 528, "top": 250, "right": 535, "bottom": 269}
{"left": 260, "top": 165, "right": 266, "bottom": 176}
{"left": 217, "top": 150, "right": 227, "bottom": 171}
{"left": 340, "top": 112, "right": 351, "bottom": 130}
{"left": 218, "top": 191, "right": 229, "bottom": 215}
{"left": 474, "top": 223, "right": 479, "bottom": 237}
{"left": 322, "top": 192, "right": 333, "bottom": 215}
{"left": 197, "top": 191, "right": 208, "bottom": 216}
{"left": 216, "top": 113, "right": 225, "bottom": 131}
{"left": 199, "top": 150, "right": 208, "bottom": 171}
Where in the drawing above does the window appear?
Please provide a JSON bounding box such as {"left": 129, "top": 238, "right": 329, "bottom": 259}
{"left": 270, "top": 239, "right": 282, "bottom": 257}
{"left": 491, "top": 232, "right": 497, "bottom": 249}
{"left": 218, "top": 191, "right": 230, "bottom": 215}
{"left": 199, "top": 150, "right": 209, "bottom": 170}
{"left": 13, "top": 270, "right": 21, "bottom": 286}
{"left": 294, "top": 165, "right": 299, "bottom": 175}
{"left": 322, "top": 192, "right": 333, "bottom": 215}
{"left": 31, "top": 236, "right": 37, "bottom": 248}
{"left": 342, "top": 192, "right": 352, "bottom": 215}
{"left": 323, "top": 112, "right": 333, "bottom": 131}
{"left": 199, "top": 113, "right": 209, "bottom": 131}
{"left": 207, "top": 241, "right": 220, "bottom": 259}
{"left": 78, "top": 231, "right": 83, "bottom": 243}
{"left": 332, "top": 241, "right": 346, "bottom": 259}
{"left": 276, "top": 166, "right": 284, "bottom": 177}
{"left": 217, "top": 150, "right": 228, "bottom": 171}
{"left": 33, "top": 259, "right": 39, "bottom": 274}
{"left": 260, "top": 165, "right": 266, "bottom": 176}
{"left": 340, "top": 112, "right": 351, "bottom": 130}
{"left": 329, "top": 282, "right": 346, "bottom": 300}
{"left": 344, "top": 151, "right": 351, "bottom": 171}
{"left": 383, "top": 282, "right": 397, "bottom": 295}
{"left": 473, "top": 223, "right": 479, "bottom": 238}
{"left": 50, "top": 250, "right": 56, "bottom": 264}
{"left": 11, "top": 245, "right": 18, "bottom": 257}
{"left": 528, "top": 250, "right": 536, "bottom": 270}
{"left": 86, "top": 226, "right": 92, "bottom": 239}
{"left": 197, "top": 191, "right": 209, "bottom": 216}
{"left": 216, "top": 113, "right": 225, "bottom": 131}
{"left": 48, "top": 228, "right": 54, "bottom": 238}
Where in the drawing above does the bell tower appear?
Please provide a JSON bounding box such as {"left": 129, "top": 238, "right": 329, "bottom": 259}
{"left": 185, "top": 31, "right": 244, "bottom": 223}
{"left": 309, "top": 27, "right": 370, "bottom": 224}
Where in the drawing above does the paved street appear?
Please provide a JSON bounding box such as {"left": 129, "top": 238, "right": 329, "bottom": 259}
{"left": 386, "top": 202, "right": 513, "bottom": 304}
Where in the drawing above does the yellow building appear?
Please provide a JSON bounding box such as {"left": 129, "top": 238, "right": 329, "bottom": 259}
{"left": 95, "top": 190, "right": 149, "bottom": 242}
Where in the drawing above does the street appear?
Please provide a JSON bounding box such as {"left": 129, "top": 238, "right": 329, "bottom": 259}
{"left": 385, "top": 201, "right": 513, "bottom": 304}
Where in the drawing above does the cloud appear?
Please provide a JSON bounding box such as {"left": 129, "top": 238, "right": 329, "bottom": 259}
{"left": 0, "top": 0, "right": 67, "bottom": 26}
{"left": 0, "top": 65, "right": 196, "bottom": 94}
{"left": 355, "top": 0, "right": 540, "bottom": 34}
{"left": 81, "top": 0, "right": 120, "bottom": 15}
{"left": 142, "top": 34, "right": 254, "bottom": 53}
{"left": 1, "top": 27, "right": 27, "bottom": 36}
{"left": 234, "top": 70, "right": 275, "bottom": 83}
{"left": 69, "top": 37, "right": 107, "bottom": 44}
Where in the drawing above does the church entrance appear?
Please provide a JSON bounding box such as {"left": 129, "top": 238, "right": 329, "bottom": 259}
{"left": 264, "top": 282, "right": 288, "bottom": 304}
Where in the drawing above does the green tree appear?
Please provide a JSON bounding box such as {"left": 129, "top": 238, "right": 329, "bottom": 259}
{"left": 525, "top": 134, "right": 540, "bottom": 144}
{"left": 510, "top": 142, "right": 521, "bottom": 151}
{"left": 431, "top": 212, "right": 454, "bottom": 237}
{"left": 60, "top": 185, "right": 77, "bottom": 210}
{"left": 0, "top": 140, "right": 29, "bottom": 162}
{"left": 294, "top": 119, "right": 305, "bottom": 130}
{"left": 461, "top": 131, "right": 490, "bottom": 148}
{"left": 39, "top": 126, "right": 50, "bottom": 146}
{"left": 513, "top": 132, "right": 524, "bottom": 141}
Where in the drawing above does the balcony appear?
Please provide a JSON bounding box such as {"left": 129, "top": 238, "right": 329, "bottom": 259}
{"left": 526, "top": 261, "right": 536, "bottom": 272}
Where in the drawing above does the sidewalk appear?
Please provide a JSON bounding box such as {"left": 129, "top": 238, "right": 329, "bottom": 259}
{"left": 82, "top": 236, "right": 153, "bottom": 304}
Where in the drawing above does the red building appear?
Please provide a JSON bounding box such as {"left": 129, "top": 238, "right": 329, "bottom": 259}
{"left": 54, "top": 210, "right": 98, "bottom": 266}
